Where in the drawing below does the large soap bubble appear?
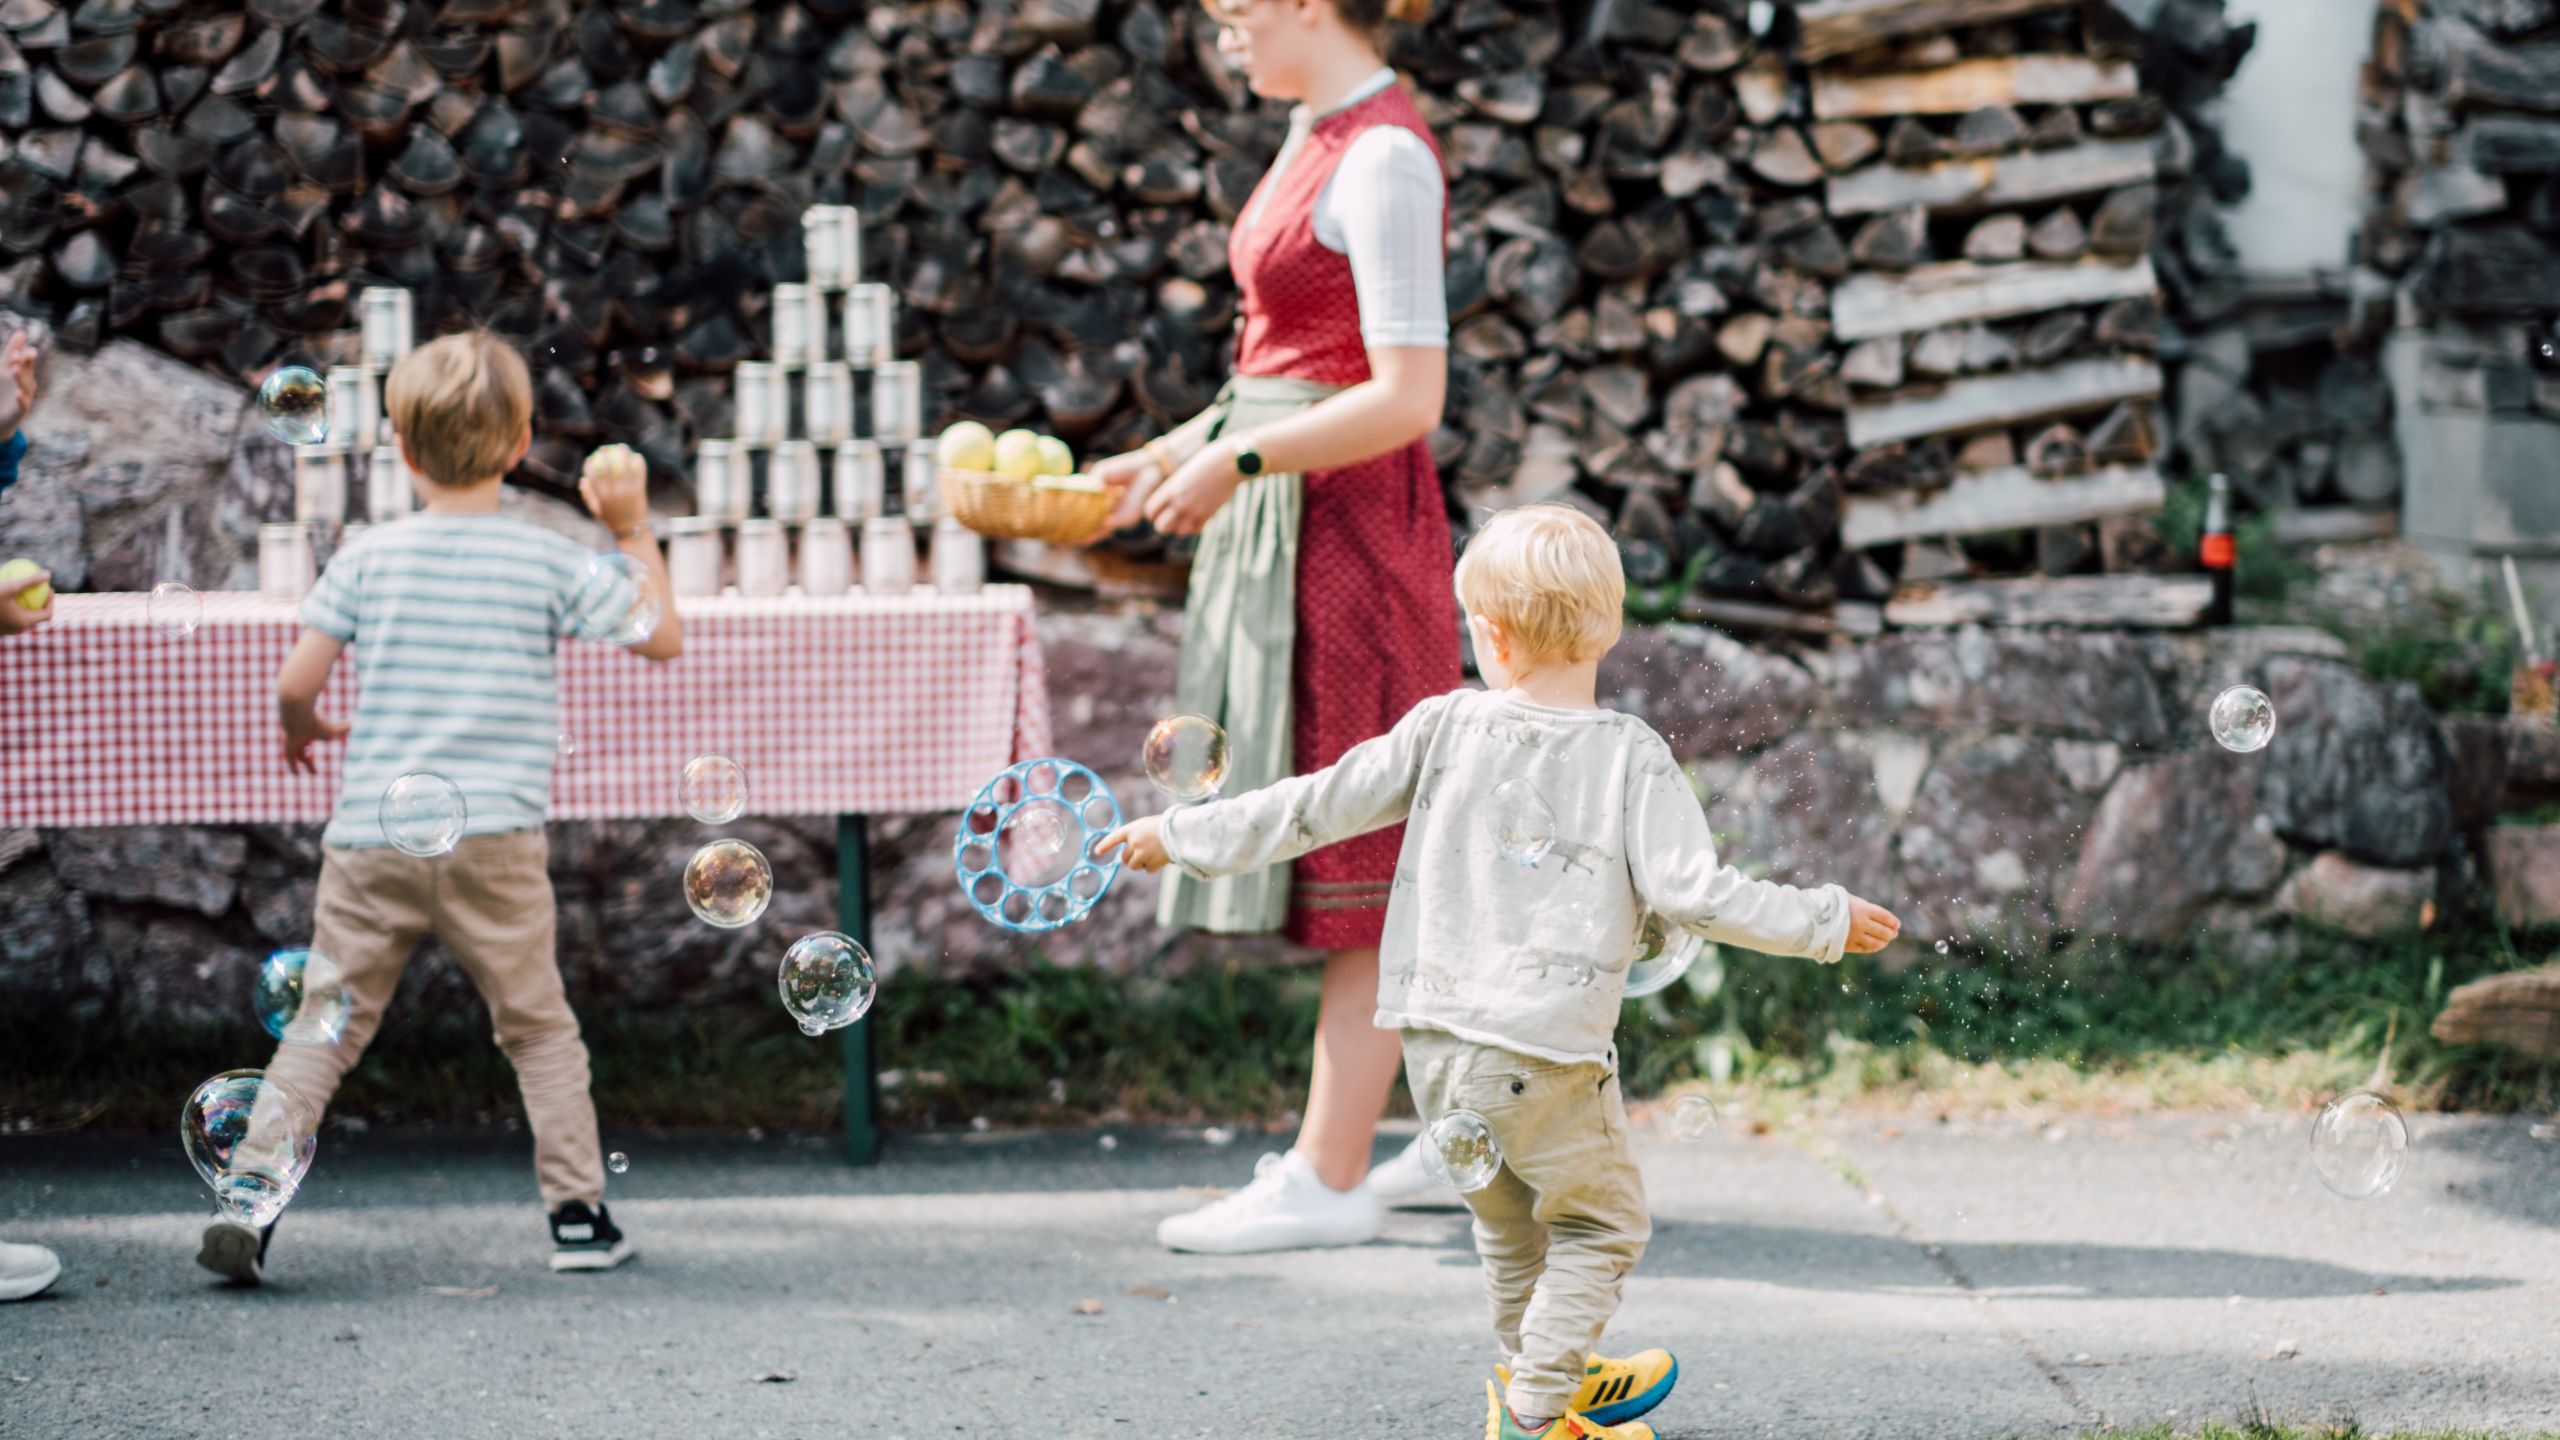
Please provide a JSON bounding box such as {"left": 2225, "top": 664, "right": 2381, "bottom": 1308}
{"left": 570, "top": 551, "right": 660, "bottom": 647}
{"left": 2310, "top": 1091, "right": 2408, "bottom": 1199}
{"left": 380, "top": 771, "right": 467, "bottom": 856}
{"left": 778, "top": 930, "right": 878, "bottom": 1036}
{"left": 254, "top": 948, "right": 353, "bottom": 1046}
{"left": 681, "top": 753, "right": 748, "bottom": 825}
{"left": 257, "top": 366, "right": 330, "bottom": 445}
{"left": 1491, "top": 778, "right": 1556, "bottom": 867}
{"left": 1420, "top": 1109, "right": 1503, "bottom": 1193}
{"left": 685, "top": 838, "right": 773, "bottom": 928}
{"left": 2211, "top": 685, "right": 2276, "bottom": 753}
{"left": 1142, "top": 714, "right": 1230, "bottom": 802}
{"left": 180, "top": 1069, "right": 318, "bottom": 1228}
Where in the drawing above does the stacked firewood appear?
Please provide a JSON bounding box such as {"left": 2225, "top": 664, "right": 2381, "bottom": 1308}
{"left": 0, "top": 0, "right": 2283, "bottom": 616}
{"left": 2357, "top": 0, "right": 2560, "bottom": 426}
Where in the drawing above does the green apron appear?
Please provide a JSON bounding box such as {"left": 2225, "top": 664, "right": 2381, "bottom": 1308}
{"left": 1156, "top": 374, "right": 1347, "bottom": 936}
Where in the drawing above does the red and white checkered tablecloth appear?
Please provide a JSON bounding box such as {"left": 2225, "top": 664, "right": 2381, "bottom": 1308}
{"left": 0, "top": 588, "right": 1052, "bottom": 828}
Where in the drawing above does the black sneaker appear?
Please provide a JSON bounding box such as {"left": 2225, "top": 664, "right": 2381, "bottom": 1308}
{"left": 196, "top": 1217, "right": 276, "bottom": 1286}
{"left": 547, "top": 1200, "right": 633, "bottom": 1272}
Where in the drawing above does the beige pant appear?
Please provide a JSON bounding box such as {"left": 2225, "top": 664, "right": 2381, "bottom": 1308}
{"left": 1402, "top": 1028, "right": 1651, "bottom": 1420}
{"left": 263, "top": 829, "right": 605, "bottom": 1209}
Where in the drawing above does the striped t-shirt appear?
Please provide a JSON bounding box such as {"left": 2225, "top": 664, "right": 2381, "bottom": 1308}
{"left": 301, "top": 513, "right": 636, "bottom": 848}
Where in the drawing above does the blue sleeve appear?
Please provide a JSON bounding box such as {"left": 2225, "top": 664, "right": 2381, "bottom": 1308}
{"left": 0, "top": 432, "right": 25, "bottom": 498}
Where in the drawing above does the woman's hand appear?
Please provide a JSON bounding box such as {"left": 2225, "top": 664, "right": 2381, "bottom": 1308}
{"left": 1084, "top": 449, "right": 1163, "bottom": 545}
{"left": 1143, "top": 439, "right": 1247, "bottom": 537}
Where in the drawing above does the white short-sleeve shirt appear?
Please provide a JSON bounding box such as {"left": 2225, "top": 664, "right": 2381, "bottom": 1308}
{"left": 1244, "top": 67, "right": 1451, "bottom": 350}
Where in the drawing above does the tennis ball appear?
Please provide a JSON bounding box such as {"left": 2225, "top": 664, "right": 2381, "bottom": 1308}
{"left": 0, "top": 557, "right": 49, "bottom": 610}
{"left": 992, "top": 428, "right": 1046, "bottom": 480}
{"left": 936, "top": 421, "right": 996, "bottom": 472}
{"left": 1033, "top": 435, "right": 1075, "bottom": 477}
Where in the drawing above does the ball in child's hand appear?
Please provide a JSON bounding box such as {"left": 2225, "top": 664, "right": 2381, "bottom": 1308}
{"left": 992, "top": 428, "right": 1046, "bottom": 480}
{"left": 937, "top": 421, "right": 996, "bottom": 471}
{"left": 0, "top": 557, "right": 49, "bottom": 610}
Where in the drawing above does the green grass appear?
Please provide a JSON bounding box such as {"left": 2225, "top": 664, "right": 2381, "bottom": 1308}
{"left": 2352, "top": 605, "right": 2520, "bottom": 716}
{"left": 5, "top": 924, "right": 2554, "bottom": 1136}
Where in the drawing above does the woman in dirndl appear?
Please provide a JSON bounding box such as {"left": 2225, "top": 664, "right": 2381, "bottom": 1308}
{"left": 1090, "top": 0, "right": 1457, "bottom": 1254}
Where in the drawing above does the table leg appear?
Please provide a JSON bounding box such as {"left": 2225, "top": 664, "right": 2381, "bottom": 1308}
{"left": 837, "top": 812, "right": 881, "bottom": 1166}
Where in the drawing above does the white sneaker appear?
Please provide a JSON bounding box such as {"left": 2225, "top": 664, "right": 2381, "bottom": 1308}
{"left": 1157, "top": 1150, "right": 1380, "bottom": 1254}
{"left": 0, "top": 1241, "right": 62, "bottom": 1302}
{"left": 1366, "top": 1134, "right": 1453, "bottom": 1208}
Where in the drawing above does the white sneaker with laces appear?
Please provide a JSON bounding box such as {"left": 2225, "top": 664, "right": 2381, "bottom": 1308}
{"left": 0, "top": 1241, "right": 62, "bottom": 1302}
{"left": 1157, "top": 1150, "right": 1380, "bottom": 1254}
{"left": 1366, "top": 1134, "right": 1452, "bottom": 1208}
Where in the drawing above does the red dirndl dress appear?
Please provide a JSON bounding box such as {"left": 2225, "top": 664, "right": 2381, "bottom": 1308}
{"left": 1227, "top": 82, "right": 1464, "bottom": 950}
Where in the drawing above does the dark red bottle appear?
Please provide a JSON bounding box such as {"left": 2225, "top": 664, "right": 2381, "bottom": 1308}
{"left": 2200, "top": 472, "right": 2235, "bottom": 626}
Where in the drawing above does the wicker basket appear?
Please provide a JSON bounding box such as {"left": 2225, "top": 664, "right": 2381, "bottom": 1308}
{"left": 938, "top": 469, "right": 1114, "bottom": 545}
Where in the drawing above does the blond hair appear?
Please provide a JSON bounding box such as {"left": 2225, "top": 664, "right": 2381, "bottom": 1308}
{"left": 384, "top": 331, "right": 532, "bottom": 487}
{"left": 1453, "top": 504, "right": 1625, "bottom": 666}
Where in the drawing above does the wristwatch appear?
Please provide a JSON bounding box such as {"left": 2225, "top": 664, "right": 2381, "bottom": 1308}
{"left": 1231, "top": 435, "right": 1266, "bottom": 478}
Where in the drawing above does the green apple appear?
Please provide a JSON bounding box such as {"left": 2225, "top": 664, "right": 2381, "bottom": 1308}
{"left": 992, "top": 428, "right": 1046, "bottom": 480}
{"left": 1033, "top": 435, "right": 1075, "bottom": 477}
{"left": 936, "top": 421, "right": 996, "bottom": 472}
{"left": 0, "top": 557, "right": 49, "bottom": 610}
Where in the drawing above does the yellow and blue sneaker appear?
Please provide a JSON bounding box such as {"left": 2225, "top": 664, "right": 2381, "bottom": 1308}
{"left": 1494, "top": 1349, "right": 1679, "bottom": 1429}
{"left": 1480, "top": 1381, "right": 1656, "bottom": 1440}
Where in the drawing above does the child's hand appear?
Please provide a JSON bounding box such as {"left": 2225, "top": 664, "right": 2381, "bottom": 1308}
{"left": 579, "top": 443, "right": 649, "bottom": 534}
{"left": 279, "top": 704, "right": 351, "bottom": 775}
{"left": 0, "top": 330, "right": 37, "bottom": 442}
{"left": 0, "top": 566, "right": 52, "bottom": 636}
{"left": 1093, "top": 815, "right": 1169, "bottom": 873}
{"left": 1841, "top": 895, "right": 1902, "bottom": 955}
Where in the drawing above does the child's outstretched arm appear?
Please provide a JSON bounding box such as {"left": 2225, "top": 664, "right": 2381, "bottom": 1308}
{"left": 1098, "top": 692, "right": 1452, "bottom": 878}
{"left": 276, "top": 629, "right": 349, "bottom": 774}
{"left": 1623, "top": 738, "right": 1900, "bottom": 962}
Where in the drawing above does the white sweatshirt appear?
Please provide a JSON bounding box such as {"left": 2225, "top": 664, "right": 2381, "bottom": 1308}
{"left": 1161, "top": 688, "right": 1852, "bottom": 1065}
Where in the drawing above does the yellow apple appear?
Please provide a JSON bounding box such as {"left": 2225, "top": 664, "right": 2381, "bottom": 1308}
{"left": 992, "top": 428, "right": 1046, "bottom": 480}
{"left": 936, "top": 421, "right": 996, "bottom": 472}
{"left": 1037, "top": 475, "right": 1104, "bottom": 493}
{"left": 1033, "top": 435, "right": 1075, "bottom": 477}
{"left": 0, "top": 557, "right": 49, "bottom": 610}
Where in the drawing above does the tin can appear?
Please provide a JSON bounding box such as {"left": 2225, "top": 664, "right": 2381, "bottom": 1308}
{"left": 860, "top": 515, "right": 916, "bottom": 595}
{"left": 834, "top": 439, "right": 885, "bottom": 522}
{"left": 800, "top": 285, "right": 833, "bottom": 367}
{"left": 695, "top": 439, "right": 747, "bottom": 523}
{"left": 799, "top": 516, "right": 854, "bottom": 595}
{"left": 293, "top": 445, "right": 348, "bottom": 525}
{"left": 327, "top": 365, "right": 378, "bottom": 451}
{"left": 845, "top": 283, "right": 894, "bottom": 370}
{"left": 736, "top": 518, "right": 790, "bottom": 597}
{"left": 871, "top": 360, "right": 922, "bottom": 446}
{"left": 360, "top": 287, "right": 413, "bottom": 370}
{"left": 770, "top": 440, "right": 821, "bottom": 523}
{"left": 803, "top": 205, "right": 861, "bottom": 291}
{"left": 772, "top": 285, "right": 813, "bottom": 368}
{"left": 931, "top": 516, "right": 984, "bottom": 595}
{"left": 366, "top": 444, "right": 412, "bottom": 521}
{"left": 901, "top": 444, "right": 940, "bottom": 523}
{"left": 667, "top": 516, "right": 725, "bottom": 598}
{"left": 805, "top": 361, "right": 852, "bottom": 444}
{"left": 735, "top": 362, "right": 783, "bottom": 446}
{"left": 259, "top": 521, "right": 317, "bottom": 601}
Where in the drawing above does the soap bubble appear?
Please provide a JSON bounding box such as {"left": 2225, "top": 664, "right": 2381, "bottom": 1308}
{"left": 148, "top": 581, "right": 202, "bottom": 639}
{"left": 180, "top": 1069, "right": 317, "bottom": 1228}
{"left": 2211, "top": 685, "right": 2276, "bottom": 753}
{"left": 2310, "top": 1091, "right": 2408, "bottom": 1199}
{"left": 607, "top": 1152, "right": 629, "bottom": 1175}
{"left": 1143, "top": 714, "right": 1230, "bottom": 802}
{"left": 997, "top": 796, "right": 1080, "bottom": 890}
{"left": 1421, "top": 1109, "right": 1502, "bottom": 1193}
{"left": 685, "top": 837, "right": 772, "bottom": 928}
{"left": 1670, "top": 1094, "right": 1718, "bottom": 1143}
{"left": 681, "top": 753, "right": 748, "bottom": 824}
{"left": 258, "top": 366, "right": 330, "bottom": 445}
{"left": 1491, "top": 778, "right": 1556, "bottom": 867}
{"left": 556, "top": 731, "right": 578, "bottom": 758}
{"left": 380, "top": 771, "right": 466, "bottom": 856}
{"left": 1623, "top": 907, "right": 1706, "bottom": 999}
{"left": 570, "top": 551, "right": 660, "bottom": 647}
{"left": 778, "top": 930, "right": 877, "bottom": 1033}
{"left": 254, "top": 948, "right": 352, "bottom": 1046}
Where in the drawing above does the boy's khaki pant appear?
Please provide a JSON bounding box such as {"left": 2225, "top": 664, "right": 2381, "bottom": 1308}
{"left": 263, "top": 829, "right": 605, "bottom": 1209}
{"left": 1402, "top": 1027, "right": 1651, "bottom": 1422}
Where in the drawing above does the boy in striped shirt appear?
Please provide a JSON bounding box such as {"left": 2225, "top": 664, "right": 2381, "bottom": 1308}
{"left": 197, "top": 332, "right": 681, "bottom": 1286}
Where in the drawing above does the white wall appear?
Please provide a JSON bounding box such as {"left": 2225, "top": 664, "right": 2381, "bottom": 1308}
{"left": 2212, "top": 0, "right": 2379, "bottom": 275}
